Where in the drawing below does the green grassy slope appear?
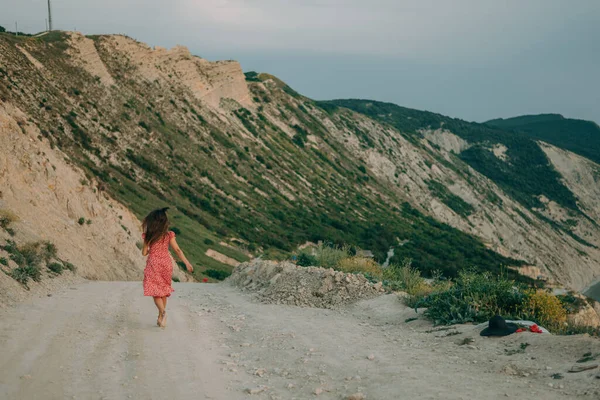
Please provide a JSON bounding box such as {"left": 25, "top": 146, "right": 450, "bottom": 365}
{"left": 486, "top": 114, "right": 600, "bottom": 165}
{"left": 0, "top": 33, "right": 528, "bottom": 280}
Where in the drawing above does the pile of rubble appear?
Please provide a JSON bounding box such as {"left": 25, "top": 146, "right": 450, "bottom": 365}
{"left": 228, "top": 260, "right": 384, "bottom": 309}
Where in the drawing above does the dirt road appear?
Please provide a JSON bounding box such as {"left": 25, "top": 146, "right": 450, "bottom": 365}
{"left": 1, "top": 282, "right": 598, "bottom": 399}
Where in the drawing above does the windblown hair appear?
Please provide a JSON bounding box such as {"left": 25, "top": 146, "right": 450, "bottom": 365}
{"left": 142, "top": 207, "right": 170, "bottom": 246}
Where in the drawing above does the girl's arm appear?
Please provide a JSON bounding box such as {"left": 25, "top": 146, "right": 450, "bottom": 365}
{"left": 170, "top": 236, "right": 194, "bottom": 273}
{"left": 142, "top": 242, "right": 149, "bottom": 256}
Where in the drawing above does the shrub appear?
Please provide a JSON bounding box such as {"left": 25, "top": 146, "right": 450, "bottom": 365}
{"left": 63, "top": 261, "right": 77, "bottom": 272}
{"left": 383, "top": 259, "right": 427, "bottom": 295}
{"left": 336, "top": 256, "right": 382, "bottom": 279}
{"left": 78, "top": 217, "right": 85, "bottom": 225}
{"left": 171, "top": 227, "right": 182, "bottom": 235}
{"left": 40, "top": 241, "right": 57, "bottom": 262}
{"left": 520, "top": 290, "right": 567, "bottom": 332}
{"left": 172, "top": 276, "right": 180, "bottom": 283}
{"left": 296, "top": 252, "right": 317, "bottom": 267}
{"left": 314, "top": 243, "right": 350, "bottom": 269}
{"left": 415, "top": 271, "right": 527, "bottom": 326}
{"left": 0, "top": 257, "right": 7, "bottom": 266}
{"left": 86, "top": 219, "right": 92, "bottom": 225}
{"left": 0, "top": 209, "right": 19, "bottom": 230}
{"left": 205, "top": 269, "right": 231, "bottom": 280}
{"left": 17, "top": 243, "right": 43, "bottom": 267}
{"left": 557, "top": 292, "right": 589, "bottom": 314}
{"left": 10, "top": 265, "right": 41, "bottom": 286}
{"left": 47, "top": 262, "right": 64, "bottom": 274}
{"left": 203, "top": 238, "right": 214, "bottom": 245}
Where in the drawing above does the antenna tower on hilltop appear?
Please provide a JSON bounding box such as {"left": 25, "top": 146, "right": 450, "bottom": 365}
{"left": 47, "top": 0, "right": 53, "bottom": 31}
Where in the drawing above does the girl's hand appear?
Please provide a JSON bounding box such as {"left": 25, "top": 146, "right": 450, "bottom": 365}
{"left": 185, "top": 262, "right": 194, "bottom": 273}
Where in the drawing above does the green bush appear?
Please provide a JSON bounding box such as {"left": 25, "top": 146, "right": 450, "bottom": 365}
{"left": 78, "top": 217, "right": 85, "bottom": 225}
{"left": 383, "top": 258, "right": 427, "bottom": 294}
{"left": 0, "top": 257, "right": 7, "bottom": 266}
{"left": 63, "top": 261, "right": 77, "bottom": 272}
{"left": 16, "top": 243, "right": 43, "bottom": 267}
{"left": 47, "top": 262, "right": 64, "bottom": 274}
{"left": 204, "top": 238, "right": 214, "bottom": 245}
{"left": 414, "top": 271, "right": 526, "bottom": 326}
{"left": 172, "top": 276, "right": 180, "bottom": 282}
{"left": 296, "top": 252, "right": 317, "bottom": 267}
{"left": 314, "top": 243, "right": 350, "bottom": 269}
{"left": 205, "top": 269, "right": 231, "bottom": 280}
{"left": 40, "top": 241, "right": 57, "bottom": 262}
{"left": 10, "top": 265, "right": 41, "bottom": 286}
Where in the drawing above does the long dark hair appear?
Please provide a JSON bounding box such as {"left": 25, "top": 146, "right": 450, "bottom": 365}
{"left": 142, "top": 207, "right": 170, "bottom": 246}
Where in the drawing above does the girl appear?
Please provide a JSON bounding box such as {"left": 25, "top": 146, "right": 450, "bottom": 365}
{"left": 142, "top": 207, "right": 193, "bottom": 328}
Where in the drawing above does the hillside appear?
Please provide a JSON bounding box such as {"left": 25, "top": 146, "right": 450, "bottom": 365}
{"left": 1, "top": 31, "right": 600, "bottom": 294}
{"left": 486, "top": 114, "right": 600, "bottom": 165}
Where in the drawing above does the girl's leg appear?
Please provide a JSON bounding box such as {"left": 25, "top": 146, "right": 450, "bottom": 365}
{"left": 153, "top": 297, "right": 165, "bottom": 326}
{"left": 159, "top": 296, "right": 168, "bottom": 327}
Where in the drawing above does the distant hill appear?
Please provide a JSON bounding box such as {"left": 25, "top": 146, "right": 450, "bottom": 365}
{"left": 319, "top": 100, "right": 579, "bottom": 211}
{"left": 486, "top": 114, "right": 600, "bottom": 165}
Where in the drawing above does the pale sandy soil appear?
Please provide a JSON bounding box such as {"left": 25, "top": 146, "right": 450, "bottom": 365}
{"left": 1, "top": 282, "right": 599, "bottom": 400}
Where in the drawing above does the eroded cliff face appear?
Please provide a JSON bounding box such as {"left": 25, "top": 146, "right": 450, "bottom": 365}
{"left": 1, "top": 31, "right": 599, "bottom": 296}
{"left": 67, "top": 32, "right": 253, "bottom": 109}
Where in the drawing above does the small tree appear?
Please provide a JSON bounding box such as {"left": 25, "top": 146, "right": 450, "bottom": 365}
{"left": 0, "top": 26, "right": 6, "bottom": 33}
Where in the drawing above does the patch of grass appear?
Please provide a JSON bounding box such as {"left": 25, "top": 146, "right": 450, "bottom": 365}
{"left": 413, "top": 271, "right": 527, "bottom": 326}
{"left": 47, "top": 262, "right": 64, "bottom": 274}
{"left": 383, "top": 258, "right": 429, "bottom": 295}
{"left": 427, "top": 180, "right": 474, "bottom": 217}
{"left": 63, "top": 261, "right": 77, "bottom": 272}
{"left": 40, "top": 241, "right": 57, "bottom": 262}
{"left": 336, "top": 256, "right": 382, "bottom": 279}
{"left": 10, "top": 265, "right": 41, "bottom": 286}
{"left": 314, "top": 243, "right": 350, "bottom": 269}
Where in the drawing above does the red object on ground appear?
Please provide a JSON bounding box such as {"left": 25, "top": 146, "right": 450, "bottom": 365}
{"left": 516, "top": 328, "right": 525, "bottom": 333}
{"left": 529, "top": 324, "right": 543, "bottom": 333}
{"left": 203, "top": 278, "right": 209, "bottom": 283}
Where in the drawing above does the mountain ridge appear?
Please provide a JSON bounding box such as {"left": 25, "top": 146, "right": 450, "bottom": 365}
{"left": 1, "top": 31, "right": 600, "bottom": 296}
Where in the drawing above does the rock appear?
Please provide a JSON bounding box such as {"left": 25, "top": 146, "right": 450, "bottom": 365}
{"left": 314, "top": 388, "right": 323, "bottom": 395}
{"left": 245, "top": 386, "right": 268, "bottom": 395}
{"left": 345, "top": 394, "right": 366, "bottom": 400}
{"left": 254, "top": 368, "right": 267, "bottom": 377}
{"left": 367, "top": 354, "right": 375, "bottom": 361}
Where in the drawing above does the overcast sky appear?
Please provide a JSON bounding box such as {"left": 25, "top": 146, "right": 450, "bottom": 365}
{"left": 2, "top": 0, "right": 599, "bottom": 123}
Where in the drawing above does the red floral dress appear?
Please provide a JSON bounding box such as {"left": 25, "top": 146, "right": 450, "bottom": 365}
{"left": 143, "top": 231, "right": 176, "bottom": 297}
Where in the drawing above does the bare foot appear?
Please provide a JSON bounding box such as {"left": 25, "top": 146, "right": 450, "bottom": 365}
{"left": 159, "top": 311, "right": 167, "bottom": 328}
{"left": 157, "top": 312, "right": 162, "bottom": 327}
